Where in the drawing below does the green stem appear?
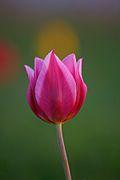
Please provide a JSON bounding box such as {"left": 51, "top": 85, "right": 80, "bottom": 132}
{"left": 56, "top": 123, "right": 72, "bottom": 180}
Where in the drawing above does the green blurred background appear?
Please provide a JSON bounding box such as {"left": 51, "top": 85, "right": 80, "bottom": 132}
{"left": 0, "top": 1, "right": 120, "bottom": 180}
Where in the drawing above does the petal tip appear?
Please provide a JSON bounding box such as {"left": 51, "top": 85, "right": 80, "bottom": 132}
{"left": 50, "top": 49, "right": 56, "bottom": 57}
{"left": 24, "top": 65, "right": 34, "bottom": 81}
{"left": 78, "top": 57, "right": 83, "bottom": 62}
{"left": 24, "top": 65, "right": 29, "bottom": 73}
{"left": 71, "top": 53, "right": 76, "bottom": 57}
{"left": 49, "top": 49, "right": 55, "bottom": 55}
{"left": 34, "top": 56, "right": 43, "bottom": 60}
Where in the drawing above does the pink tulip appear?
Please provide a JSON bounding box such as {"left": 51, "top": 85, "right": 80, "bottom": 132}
{"left": 24, "top": 50, "right": 87, "bottom": 124}
{"left": 24, "top": 50, "right": 87, "bottom": 180}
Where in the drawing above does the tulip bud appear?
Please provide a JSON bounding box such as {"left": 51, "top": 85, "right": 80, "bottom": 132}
{"left": 24, "top": 50, "right": 87, "bottom": 124}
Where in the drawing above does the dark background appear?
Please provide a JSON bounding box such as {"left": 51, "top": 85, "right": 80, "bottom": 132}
{"left": 0, "top": 1, "right": 120, "bottom": 179}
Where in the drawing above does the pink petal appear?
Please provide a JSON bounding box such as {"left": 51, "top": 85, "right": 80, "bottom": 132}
{"left": 77, "top": 58, "right": 87, "bottom": 110}
{"left": 35, "top": 50, "right": 77, "bottom": 122}
{"left": 77, "top": 58, "right": 83, "bottom": 79}
{"left": 34, "top": 57, "right": 43, "bottom": 80}
{"left": 62, "top": 58, "right": 87, "bottom": 122}
{"left": 68, "top": 59, "right": 87, "bottom": 119}
{"left": 27, "top": 84, "right": 39, "bottom": 117}
{"left": 75, "top": 79, "right": 87, "bottom": 115}
{"left": 63, "top": 54, "right": 77, "bottom": 79}
{"left": 24, "top": 65, "right": 34, "bottom": 82}
{"left": 27, "top": 84, "right": 53, "bottom": 124}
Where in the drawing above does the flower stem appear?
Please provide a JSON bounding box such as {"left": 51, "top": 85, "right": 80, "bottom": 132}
{"left": 56, "top": 123, "right": 72, "bottom": 180}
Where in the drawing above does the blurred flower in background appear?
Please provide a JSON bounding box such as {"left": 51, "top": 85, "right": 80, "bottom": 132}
{"left": 36, "top": 20, "right": 79, "bottom": 58}
{"left": 0, "top": 40, "right": 20, "bottom": 84}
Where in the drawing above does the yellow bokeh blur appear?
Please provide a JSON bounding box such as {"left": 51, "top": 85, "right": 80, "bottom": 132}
{"left": 36, "top": 20, "right": 79, "bottom": 59}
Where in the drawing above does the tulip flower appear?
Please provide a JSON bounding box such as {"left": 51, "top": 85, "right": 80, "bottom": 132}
{"left": 24, "top": 50, "right": 87, "bottom": 180}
